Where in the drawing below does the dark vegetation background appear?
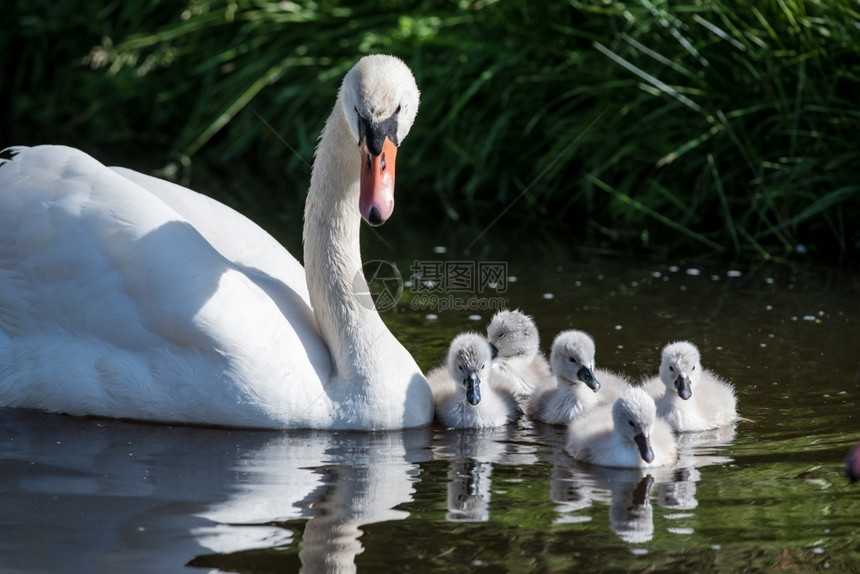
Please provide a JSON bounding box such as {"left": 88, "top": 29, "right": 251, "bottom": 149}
{"left": 3, "top": 0, "right": 859, "bottom": 263}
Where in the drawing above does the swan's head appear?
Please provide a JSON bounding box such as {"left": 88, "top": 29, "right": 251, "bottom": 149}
{"left": 340, "top": 54, "right": 420, "bottom": 226}
{"left": 486, "top": 309, "right": 540, "bottom": 361}
{"left": 612, "top": 387, "right": 658, "bottom": 464}
{"left": 550, "top": 330, "right": 600, "bottom": 391}
{"left": 447, "top": 332, "right": 493, "bottom": 406}
{"left": 658, "top": 341, "right": 702, "bottom": 400}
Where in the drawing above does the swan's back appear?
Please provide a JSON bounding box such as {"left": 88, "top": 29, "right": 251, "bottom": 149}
{"left": 0, "top": 146, "right": 332, "bottom": 427}
{"left": 111, "top": 165, "right": 310, "bottom": 299}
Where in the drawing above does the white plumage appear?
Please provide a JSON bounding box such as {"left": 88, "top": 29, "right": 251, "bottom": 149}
{"left": 426, "top": 333, "right": 517, "bottom": 429}
{"left": 0, "top": 55, "right": 433, "bottom": 429}
{"left": 529, "top": 329, "right": 630, "bottom": 425}
{"left": 485, "top": 309, "right": 552, "bottom": 400}
{"left": 566, "top": 386, "right": 678, "bottom": 469}
{"left": 642, "top": 341, "right": 738, "bottom": 432}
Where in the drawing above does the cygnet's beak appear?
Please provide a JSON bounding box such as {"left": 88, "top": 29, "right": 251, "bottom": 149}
{"left": 489, "top": 342, "right": 499, "bottom": 360}
{"left": 464, "top": 372, "right": 481, "bottom": 405}
{"left": 359, "top": 128, "right": 397, "bottom": 227}
{"left": 675, "top": 374, "right": 692, "bottom": 400}
{"left": 577, "top": 365, "right": 601, "bottom": 392}
{"left": 633, "top": 432, "right": 655, "bottom": 463}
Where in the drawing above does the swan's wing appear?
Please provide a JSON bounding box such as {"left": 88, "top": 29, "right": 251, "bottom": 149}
{"left": 109, "top": 166, "right": 312, "bottom": 306}
{"left": 107, "top": 162, "right": 331, "bottom": 377}
{"left": 0, "top": 146, "right": 331, "bottom": 425}
{"left": 0, "top": 145, "right": 170, "bottom": 348}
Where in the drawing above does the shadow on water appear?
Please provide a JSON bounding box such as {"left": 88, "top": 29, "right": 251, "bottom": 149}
{"left": 1, "top": 238, "right": 859, "bottom": 572}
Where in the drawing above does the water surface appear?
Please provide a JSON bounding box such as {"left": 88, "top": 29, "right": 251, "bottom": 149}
{"left": 1, "top": 248, "right": 858, "bottom": 573}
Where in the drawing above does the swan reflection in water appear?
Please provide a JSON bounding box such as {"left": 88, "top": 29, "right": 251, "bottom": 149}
{"left": 433, "top": 426, "right": 540, "bottom": 523}
{"left": 547, "top": 424, "right": 736, "bottom": 543}
{"left": 0, "top": 409, "right": 432, "bottom": 574}
{"left": 194, "top": 427, "right": 435, "bottom": 574}
{"left": 0, "top": 409, "right": 736, "bottom": 571}
{"left": 446, "top": 460, "right": 493, "bottom": 522}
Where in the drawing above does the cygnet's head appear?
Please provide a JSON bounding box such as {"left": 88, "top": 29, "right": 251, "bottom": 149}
{"left": 339, "top": 55, "right": 420, "bottom": 226}
{"left": 486, "top": 309, "right": 540, "bottom": 360}
{"left": 447, "top": 332, "right": 493, "bottom": 406}
{"left": 658, "top": 341, "right": 703, "bottom": 400}
{"left": 612, "top": 387, "right": 658, "bottom": 463}
{"left": 549, "top": 330, "right": 600, "bottom": 391}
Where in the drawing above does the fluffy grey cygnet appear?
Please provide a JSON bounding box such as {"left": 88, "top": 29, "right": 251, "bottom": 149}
{"left": 427, "top": 332, "right": 517, "bottom": 429}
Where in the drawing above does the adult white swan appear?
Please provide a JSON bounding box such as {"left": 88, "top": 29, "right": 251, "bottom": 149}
{"left": 0, "top": 55, "right": 434, "bottom": 429}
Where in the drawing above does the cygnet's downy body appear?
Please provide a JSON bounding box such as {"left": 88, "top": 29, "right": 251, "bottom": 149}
{"left": 642, "top": 341, "right": 738, "bottom": 432}
{"left": 566, "top": 386, "right": 678, "bottom": 469}
{"left": 486, "top": 310, "right": 552, "bottom": 400}
{"left": 528, "top": 330, "right": 629, "bottom": 425}
{"left": 426, "top": 333, "right": 517, "bottom": 429}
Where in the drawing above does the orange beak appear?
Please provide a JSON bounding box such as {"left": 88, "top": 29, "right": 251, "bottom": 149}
{"left": 359, "top": 136, "right": 397, "bottom": 226}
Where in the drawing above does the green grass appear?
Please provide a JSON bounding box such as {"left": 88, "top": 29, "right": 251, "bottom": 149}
{"left": 3, "top": 0, "right": 859, "bottom": 262}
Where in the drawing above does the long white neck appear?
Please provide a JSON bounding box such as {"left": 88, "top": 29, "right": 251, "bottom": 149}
{"left": 303, "top": 96, "right": 390, "bottom": 383}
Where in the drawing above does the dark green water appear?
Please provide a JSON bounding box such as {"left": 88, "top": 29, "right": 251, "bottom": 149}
{"left": 0, "top": 241, "right": 858, "bottom": 573}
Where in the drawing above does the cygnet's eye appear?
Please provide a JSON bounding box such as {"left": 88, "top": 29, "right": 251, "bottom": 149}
{"left": 669, "top": 366, "right": 675, "bottom": 372}
{"left": 628, "top": 420, "right": 635, "bottom": 428}
{"left": 457, "top": 365, "right": 464, "bottom": 372}
{"left": 395, "top": 104, "right": 402, "bottom": 115}
{"left": 692, "top": 365, "right": 696, "bottom": 371}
